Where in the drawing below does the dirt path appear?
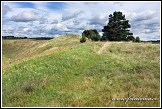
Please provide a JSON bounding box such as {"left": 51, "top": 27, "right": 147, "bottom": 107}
{"left": 97, "top": 41, "right": 110, "bottom": 54}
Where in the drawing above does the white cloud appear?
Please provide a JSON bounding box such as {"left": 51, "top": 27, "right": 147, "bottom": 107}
{"left": 11, "top": 10, "right": 40, "bottom": 22}
{"left": 122, "top": 10, "right": 160, "bottom": 41}
{"left": 2, "top": 2, "right": 160, "bottom": 40}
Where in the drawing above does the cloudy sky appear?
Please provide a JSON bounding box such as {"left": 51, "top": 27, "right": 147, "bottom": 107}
{"left": 2, "top": 1, "right": 161, "bottom": 41}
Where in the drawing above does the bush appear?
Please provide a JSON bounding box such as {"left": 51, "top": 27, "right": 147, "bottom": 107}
{"left": 82, "top": 29, "right": 100, "bottom": 39}
{"left": 127, "top": 35, "right": 135, "bottom": 41}
{"left": 80, "top": 37, "right": 86, "bottom": 43}
{"left": 91, "top": 35, "right": 100, "bottom": 41}
{"left": 100, "top": 35, "right": 107, "bottom": 41}
{"left": 133, "top": 36, "right": 140, "bottom": 42}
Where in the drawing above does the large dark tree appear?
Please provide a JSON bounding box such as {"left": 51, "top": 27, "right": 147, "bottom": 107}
{"left": 102, "top": 11, "right": 134, "bottom": 41}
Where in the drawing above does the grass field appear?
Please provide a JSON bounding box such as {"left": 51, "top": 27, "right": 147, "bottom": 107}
{"left": 2, "top": 35, "right": 160, "bottom": 107}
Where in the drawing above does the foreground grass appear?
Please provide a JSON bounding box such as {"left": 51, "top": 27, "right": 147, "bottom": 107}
{"left": 2, "top": 37, "right": 160, "bottom": 107}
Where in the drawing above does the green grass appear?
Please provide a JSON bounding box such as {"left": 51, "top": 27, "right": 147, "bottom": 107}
{"left": 2, "top": 36, "right": 160, "bottom": 107}
{"left": 2, "top": 35, "right": 81, "bottom": 69}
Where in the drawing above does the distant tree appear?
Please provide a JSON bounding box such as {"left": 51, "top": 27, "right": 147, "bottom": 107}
{"left": 134, "top": 36, "right": 140, "bottom": 42}
{"left": 80, "top": 36, "right": 86, "bottom": 43}
{"left": 102, "top": 11, "right": 134, "bottom": 41}
{"left": 127, "top": 33, "right": 135, "bottom": 41}
{"left": 82, "top": 29, "right": 100, "bottom": 40}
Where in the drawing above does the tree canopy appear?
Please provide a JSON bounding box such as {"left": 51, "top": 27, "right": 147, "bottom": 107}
{"left": 82, "top": 29, "right": 100, "bottom": 39}
{"left": 102, "top": 11, "right": 134, "bottom": 41}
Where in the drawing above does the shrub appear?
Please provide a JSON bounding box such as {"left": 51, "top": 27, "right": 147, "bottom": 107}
{"left": 100, "top": 35, "right": 107, "bottom": 41}
{"left": 80, "top": 36, "right": 86, "bottom": 43}
{"left": 82, "top": 29, "right": 100, "bottom": 39}
{"left": 133, "top": 36, "right": 140, "bottom": 42}
{"left": 91, "top": 35, "right": 100, "bottom": 41}
{"left": 127, "top": 35, "right": 135, "bottom": 41}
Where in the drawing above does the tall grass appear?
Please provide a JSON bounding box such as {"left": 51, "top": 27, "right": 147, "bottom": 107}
{"left": 2, "top": 36, "right": 160, "bottom": 107}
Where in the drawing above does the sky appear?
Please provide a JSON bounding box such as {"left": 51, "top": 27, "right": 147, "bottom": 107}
{"left": 1, "top": 1, "right": 161, "bottom": 41}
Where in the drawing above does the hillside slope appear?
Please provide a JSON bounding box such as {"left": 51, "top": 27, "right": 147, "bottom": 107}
{"left": 2, "top": 35, "right": 81, "bottom": 69}
{"left": 2, "top": 35, "right": 160, "bottom": 107}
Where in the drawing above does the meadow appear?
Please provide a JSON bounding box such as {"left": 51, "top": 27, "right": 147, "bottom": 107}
{"left": 2, "top": 35, "right": 160, "bottom": 107}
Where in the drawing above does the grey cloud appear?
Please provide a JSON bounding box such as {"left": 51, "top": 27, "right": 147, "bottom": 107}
{"left": 2, "top": 4, "right": 11, "bottom": 17}
{"left": 28, "top": 22, "right": 34, "bottom": 26}
{"left": 151, "top": 35, "right": 160, "bottom": 40}
{"left": 48, "top": 29, "right": 59, "bottom": 35}
{"left": 139, "top": 33, "right": 160, "bottom": 41}
{"left": 89, "top": 15, "right": 108, "bottom": 26}
{"left": 128, "top": 11, "right": 160, "bottom": 41}
{"left": 48, "top": 24, "right": 81, "bottom": 35}
{"left": 145, "top": 29, "right": 158, "bottom": 34}
{"left": 48, "top": 27, "right": 63, "bottom": 35}
{"left": 2, "top": 26, "right": 15, "bottom": 32}
{"left": 11, "top": 10, "right": 40, "bottom": 22}
{"left": 145, "top": 20, "right": 160, "bottom": 27}
{"left": 134, "top": 17, "right": 150, "bottom": 22}
{"left": 62, "top": 10, "right": 84, "bottom": 21}
{"left": 66, "top": 23, "right": 85, "bottom": 31}
{"left": 133, "top": 14, "right": 155, "bottom": 22}
{"left": 17, "top": 25, "right": 47, "bottom": 36}
{"left": 94, "top": 25, "right": 103, "bottom": 32}
{"left": 17, "top": 26, "right": 26, "bottom": 30}
{"left": 68, "top": 26, "right": 84, "bottom": 31}
{"left": 2, "top": 26, "right": 15, "bottom": 36}
{"left": 113, "top": 2, "right": 123, "bottom": 6}
{"left": 2, "top": 4, "right": 11, "bottom": 24}
{"left": 51, "top": 20, "right": 58, "bottom": 24}
{"left": 33, "top": 25, "right": 46, "bottom": 34}
{"left": 39, "top": 16, "right": 48, "bottom": 24}
{"left": 2, "top": 18, "right": 10, "bottom": 25}
{"left": 128, "top": 11, "right": 158, "bottom": 23}
{"left": 84, "top": 2, "right": 99, "bottom": 5}
{"left": 73, "top": 19, "right": 81, "bottom": 25}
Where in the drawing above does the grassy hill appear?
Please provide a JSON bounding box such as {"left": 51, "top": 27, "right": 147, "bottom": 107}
{"left": 2, "top": 35, "right": 160, "bottom": 107}
{"left": 2, "top": 35, "right": 80, "bottom": 69}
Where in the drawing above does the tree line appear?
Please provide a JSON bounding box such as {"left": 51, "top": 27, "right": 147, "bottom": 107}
{"left": 80, "top": 11, "right": 140, "bottom": 43}
{"left": 2, "top": 36, "right": 54, "bottom": 40}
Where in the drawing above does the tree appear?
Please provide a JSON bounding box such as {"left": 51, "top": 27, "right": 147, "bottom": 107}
{"left": 134, "top": 36, "right": 140, "bottom": 42}
{"left": 102, "top": 11, "right": 134, "bottom": 41}
{"left": 80, "top": 36, "right": 86, "bottom": 43}
{"left": 82, "top": 29, "right": 100, "bottom": 40}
